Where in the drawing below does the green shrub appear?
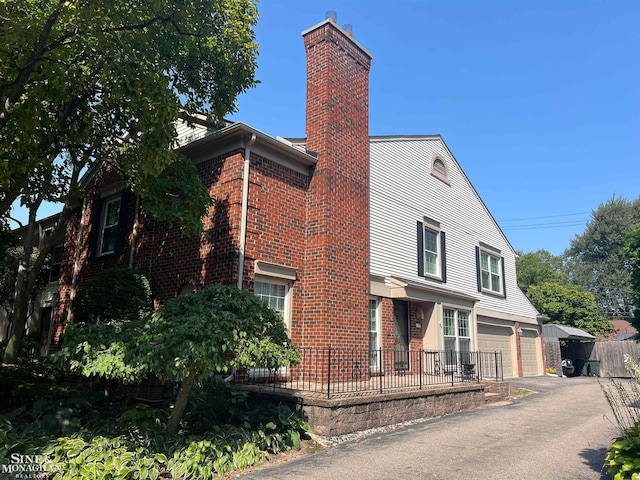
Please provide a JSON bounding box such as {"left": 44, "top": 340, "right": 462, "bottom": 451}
{"left": 605, "top": 425, "right": 640, "bottom": 479}
{"left": 602, "top": 355, "right": 640, "bottom": 478}
{"left": 74, "top": 268, "right": 152, "bottom": 323}
{"left": 1, "top": 396, "right": 310, "bottom": 479}
{"left": 185, "top": 377, "right": 249, "bottom": 433}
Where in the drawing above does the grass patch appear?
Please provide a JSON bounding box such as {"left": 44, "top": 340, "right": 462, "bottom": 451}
{"left": 509, "top": 387, "right": 534, "bottom": 399}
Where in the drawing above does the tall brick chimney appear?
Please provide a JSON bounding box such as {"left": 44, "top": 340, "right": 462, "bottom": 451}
{"left": 301, "top": 14, "right": 372, "bottom": 352}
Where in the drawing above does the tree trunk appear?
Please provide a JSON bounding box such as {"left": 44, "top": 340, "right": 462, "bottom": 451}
{"left": 3, "top": 165, "right": 81, "bottom": 364}
{"left": 3, "top": 200, "right": 40, "bottom": 363}
{"left": 128, "top": 194, "right": 140, "bottom": 268}
{"left": 166, "top": 372, "right": 196, "bottom": 435}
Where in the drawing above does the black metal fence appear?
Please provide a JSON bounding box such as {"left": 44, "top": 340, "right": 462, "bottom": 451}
{"left": 234, "top": 347, "right": 504, "bottom": 398}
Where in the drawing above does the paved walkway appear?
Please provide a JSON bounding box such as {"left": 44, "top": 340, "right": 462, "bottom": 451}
{"left": 241, "top": 376, "right": 620, "bottom": 479}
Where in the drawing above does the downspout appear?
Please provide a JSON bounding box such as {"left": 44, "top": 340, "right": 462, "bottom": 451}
{"left": 236, "top": 134, "right": 256, "bottom": 289}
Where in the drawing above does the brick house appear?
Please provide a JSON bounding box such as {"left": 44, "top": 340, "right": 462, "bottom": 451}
{"left": 50, "top": 15, "right": 544, "bottom": 379}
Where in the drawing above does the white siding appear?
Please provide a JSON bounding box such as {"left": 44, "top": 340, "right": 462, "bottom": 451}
{"left": 175, "top": 119, "right": 216, "bottom": 147}
{"left": 370, "top": 136, "right": 539, "bottom": 322}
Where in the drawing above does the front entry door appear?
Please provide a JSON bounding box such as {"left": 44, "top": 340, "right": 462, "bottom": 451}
{"left": 393, "top": 300, "right": 409, "bottom": 371}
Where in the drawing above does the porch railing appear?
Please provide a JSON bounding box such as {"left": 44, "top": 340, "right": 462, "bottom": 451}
{"left": 234, "top": 347, "right": 503, "bottom": 399}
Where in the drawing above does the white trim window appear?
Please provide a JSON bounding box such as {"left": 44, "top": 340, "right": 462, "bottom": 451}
{"left": 424, "top": 227, "right": 439, "bottom": 276}
{"left": 443, "top": 307, "right": 471, "bottom": 367}
{"left": 254, "top": 278, "right": 291, "bottom": 331}
{"left": 417, "top": 219, "right": 446, "bottom": 282}
{"left": 48, "top": 245, "right": 64, "bottom": 283}
{"left": 475, "top": 246, "right": 506, "bottom": 297}
{"left": 369, "top": 298, "right": 381, "bottom": 369}
{"left": 99, "top": 195, "right": 121, "bottom": 255}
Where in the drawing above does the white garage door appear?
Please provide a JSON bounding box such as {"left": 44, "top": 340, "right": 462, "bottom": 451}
{"left": 521, "top": 329, "right": 542, "bottom": 376}
{"left": 477, "top": 324, "right": 514, "bottom": 378}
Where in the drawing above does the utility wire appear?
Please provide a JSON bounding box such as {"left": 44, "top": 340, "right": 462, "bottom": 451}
{"left": 499, "top": 212, "right": 590, "bottom": 222}
{"left": 502, "top": 221, "right": 587, "bottom": 231}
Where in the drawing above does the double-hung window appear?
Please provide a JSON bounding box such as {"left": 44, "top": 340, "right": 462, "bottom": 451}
{"left": 89, "top": 189, "right": 129, "bottom": 258}
{"left": 369, "top": 298, "right": 381, "bottom": 369}
{"left": 253, "top": 277, "right": 292, "bottom": 379}
{"left": 48, "top": 245, "right": 64, "bottom": 283}
{"left": 254, "top": 279, "right": 290, "bottom": 332}
{"left": 475, "top": 245, "right": 506, "bottom": 297}
{"left": 417, "top": 218, "right": 446, "bottom": 282}
{"left": 99, "top": 196, "right": 121, "bottom": 255}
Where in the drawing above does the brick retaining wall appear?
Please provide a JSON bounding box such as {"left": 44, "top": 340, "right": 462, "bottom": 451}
{"left": 246, "top": 382, "right": 509, "bottom": 436}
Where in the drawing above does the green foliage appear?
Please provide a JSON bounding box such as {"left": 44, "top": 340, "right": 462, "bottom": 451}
{"left": 605, "top": 428, "right": 640, "bottom": 480}
{"left": 185, "top": 377, "right": 250, "bottom": 433}
{"left": 142, "top": 285, "right": 300, "bottom": 381}
{"left": 74, "top": 268, "right": 152, "bottom": 323}
{"left": 55, "top": 319, "right": 152, "bottom": 383}
{"left": 527, "top": 282, "right": 612, "bottom": 336}
{"left": 135, "top": 155, "right": 216, "bottom": 235}
{"left": 57, "top": 284, "right": 300, "bottom": 432}
{"left": 1, "top": 0, "right": 258, "bottom": 363}
{"left": 60, "top": 284, "right": 299, "bottom": 383}
{"left": 624, "top": 224, "right": 640, "bottom": 330}
{"left": 515, "top": 249, "right": 569, "bottom": 294}
{"left": 1, "top": 0, "right": 259, "bottom": 213}
{"left": 1, "top": 383, "right": 310, "bottom": 479}
{"left": 0, "top": 243, "right": 38, "bottom": 325}
{"left": 0, "top": 361, "right": 93, "bottom": 412}
{"left": 565, "top": 195, "right": 640, "bottom": 318}
{"left": 117, "top": 404, "right": 168, "bottom": 433}
{"left": 0, "top": 364, "right": 311, "bottom": 479}
{"left": 602, "top": 356, "right": 640, "bottom": 479}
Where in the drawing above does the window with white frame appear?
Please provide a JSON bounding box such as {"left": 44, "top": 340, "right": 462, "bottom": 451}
{"left": 443, "top": 307, "right": 471, "bottom": 367}
{"left": 99, "top": 195, "right": 121, "bottom": 255}
{"left": 254, "top": 279, "right": 290, "bottom": 330}
{"left": 417, "top": 219, "right": 446, "bottom": 282}
{"left": 476, "top": 246, "right": 505, "bottom": 296}
{"left": 48, "top": 245, "right": 64, "bottom": 283}
{"left": 369, "top": 298, "right": 381, "bottom": 369}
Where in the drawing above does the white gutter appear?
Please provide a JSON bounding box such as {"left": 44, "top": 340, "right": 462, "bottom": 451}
{"left": 237, "top": 134, "right": 256, "bottom": 289}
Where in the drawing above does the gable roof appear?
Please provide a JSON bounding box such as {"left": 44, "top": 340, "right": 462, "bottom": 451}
{"left": 368, "top": 134, "right": 518, "bottom": 256}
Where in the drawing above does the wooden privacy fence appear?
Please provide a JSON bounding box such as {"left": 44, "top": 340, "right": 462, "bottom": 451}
{"left": 592, "top": 342, "right": 640, "bottom": 377}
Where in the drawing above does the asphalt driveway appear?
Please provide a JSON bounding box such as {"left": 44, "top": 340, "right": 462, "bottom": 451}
{"left": 241, "top": 376, "right": 620, "bottom": 479}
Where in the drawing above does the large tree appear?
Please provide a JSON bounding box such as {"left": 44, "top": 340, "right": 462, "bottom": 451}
{"left": 527, "top": 282, "right": 612, "bottom": 336}
{"left": 58, "top": 284, "right": 299, "bottom": 435}
{"left": 515, "top": 249, "right": 569, "bottom": 294}
{"left": 625, "top": 224, "right": 640, "bottom": 330}
{"left": 1, "top": 0, "right": 258, "bottom": 362}
{"left": 564, "top": 196, "right": 640, "bottom": 319}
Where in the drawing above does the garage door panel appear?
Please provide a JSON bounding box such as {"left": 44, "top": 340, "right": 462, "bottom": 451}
{"left": 521, "top": 330, "right": 541, "bottom": 376}
{"left": 477, "top": 324, "right": 514, "bottom": 378}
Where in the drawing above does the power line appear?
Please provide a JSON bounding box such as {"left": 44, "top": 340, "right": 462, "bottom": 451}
{"left": 499, "top": 212, "right": 590, "bottom": 222}
{"left": 502, "top": 221, "right": 587, "bottom": 231}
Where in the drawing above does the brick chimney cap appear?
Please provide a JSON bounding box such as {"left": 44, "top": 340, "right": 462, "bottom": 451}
{"left": 301, "top": 18, "right": 373, "bottom": 59}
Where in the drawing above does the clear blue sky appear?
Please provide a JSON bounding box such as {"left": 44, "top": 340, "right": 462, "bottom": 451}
{"left": 16, "top": 1, "right": 639, "bottom": 257}
{"left": 228, "top": 0, "right": 640, "bottom": 256}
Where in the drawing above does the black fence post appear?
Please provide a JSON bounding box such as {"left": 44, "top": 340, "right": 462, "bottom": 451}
{"left": 419, "top": 350, "right": 423, "bottom": 390}
{"left": 327, "top": 347, "right": 332, "bottom": 399}
{"left": 494, "top": 351, "right": 499, "bottom": 381}
{"left": 379, "top": 347, "right": 383, "bottom": 394}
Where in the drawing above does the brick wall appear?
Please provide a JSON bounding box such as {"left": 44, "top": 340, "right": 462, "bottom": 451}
{"left": 302, "top": 19, "right": 372, "bottom": 352}
{"left": 52, "top": 17, "right": 374, "bottom": 362}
